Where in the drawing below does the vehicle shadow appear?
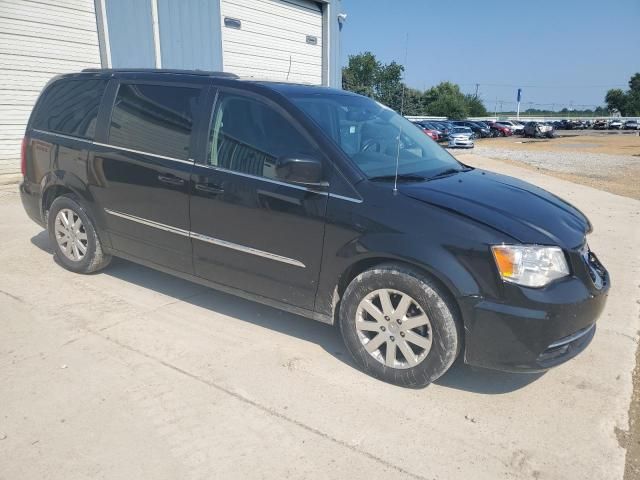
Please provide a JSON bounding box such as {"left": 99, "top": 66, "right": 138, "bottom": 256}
{"left": 31, "top": 230, "right": 544, "bottom": 394}
{"left": 434, "top": 358, "right": 544, "bottom": 394}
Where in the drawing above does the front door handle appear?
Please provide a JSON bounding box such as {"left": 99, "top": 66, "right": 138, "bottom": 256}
{"left": 195, "top": 183, "right": 224, "bottom": 195}
{"left": 158, "top": 174, "right": 185, "bottom": 186}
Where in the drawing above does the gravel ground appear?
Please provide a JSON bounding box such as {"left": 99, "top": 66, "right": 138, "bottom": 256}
{"left": 460, "top": 135, "right": 640, "bottom": 199}
{"left": 473, "top": 145, "right": 636, "bottom": 176}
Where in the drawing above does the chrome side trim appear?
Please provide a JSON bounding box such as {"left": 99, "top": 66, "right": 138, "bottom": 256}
{"left": 328, "top": 193, "right": 363, "bottom": 204}
{"left": 547, "top": 324, "right": 595, "bottom": 349}
{"left": 93, "top": 141, "right": 194, "bottom": 165}
{"left": 104, "top": 208, "right": 190, "bottom": 237}
{"left": 104, "top": 208, "right": 306, "bottom": 268}
{"left": 190, "top": 232, "right": 306, "bottom": 268}
{"left": 32, "top": 129, "right": 93, "bottom": 144}
{"left": 194, "top": 163, "right": 328, "bottom": 195}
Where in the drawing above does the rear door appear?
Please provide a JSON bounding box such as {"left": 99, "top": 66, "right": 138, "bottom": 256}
{"left": 189, "top": 87, "right": 328, "bottom": 310}
{"left": 90, "top": 78, "right": 207, "bottom": 273}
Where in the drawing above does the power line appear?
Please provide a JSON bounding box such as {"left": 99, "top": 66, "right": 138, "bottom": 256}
{"left": 458, "top": 82, "right": 627, "bottom": 89}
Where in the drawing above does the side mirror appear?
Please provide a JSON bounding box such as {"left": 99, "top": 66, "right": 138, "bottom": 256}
{"left": 275, "top": 156, "right": 324, "bottom": 186}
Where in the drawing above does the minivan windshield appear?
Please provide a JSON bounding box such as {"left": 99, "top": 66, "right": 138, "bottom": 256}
{"left": 289, "top": 92, "right": 464, "bottom": 180}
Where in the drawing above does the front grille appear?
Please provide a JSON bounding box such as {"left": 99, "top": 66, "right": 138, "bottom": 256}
{"left": 581, "top": 244, "right": 606, "bottom": 289}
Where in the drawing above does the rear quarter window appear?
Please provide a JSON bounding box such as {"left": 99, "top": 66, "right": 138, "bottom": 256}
{"left": 31, "top": 78, "right": 107, "bottom": 139}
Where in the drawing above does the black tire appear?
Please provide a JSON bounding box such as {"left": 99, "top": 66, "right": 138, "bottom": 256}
{"left": 47, "top": 194, "right": 111, "bottom": 274}
{"left": 339, "top": 263, "right": 461, "bottom": 388}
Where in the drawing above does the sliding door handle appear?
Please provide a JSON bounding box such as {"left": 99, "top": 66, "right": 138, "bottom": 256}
{"left": 158, "top": 174, "right": 185, "bottom": 186}
{"left": 195, "top": 183, "right": 224, "bottom": 195}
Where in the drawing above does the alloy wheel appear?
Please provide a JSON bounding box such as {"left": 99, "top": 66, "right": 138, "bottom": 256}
{"left": 355, "top": 289, "right": 433, "bottom": 369}
{"left": 54, "top": 208, "right": 88, "bottom": 261}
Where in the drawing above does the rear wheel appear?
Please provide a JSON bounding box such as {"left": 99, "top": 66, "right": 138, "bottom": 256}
{"left": 339, "top": 264, "right": 461, "bottom": 388}
{"left": 48, "top": 194, "right": 111, "bottom": 273}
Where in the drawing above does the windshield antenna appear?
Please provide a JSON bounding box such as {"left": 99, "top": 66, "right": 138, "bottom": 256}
{"left": 393, "top": 33, "right": 409, "bottom": 194}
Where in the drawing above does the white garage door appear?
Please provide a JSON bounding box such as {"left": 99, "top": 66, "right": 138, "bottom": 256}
{"left": 0, "top": 0, "right": 101, "bottom": 177}
{"left": 220, "top": 0, "right": 323, "bottom": 85}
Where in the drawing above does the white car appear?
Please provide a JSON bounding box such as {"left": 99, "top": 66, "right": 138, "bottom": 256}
{"left": 609, "top": 119, "right": 623, "bottom": 129}
{"left": 624, "top": 120, "right": 640, "bottom": 130}
{"left": 496, "top": 121, "right": 525, "bottom": 133}
{"left": 448, "top": 127, "right": 474, "bottom": 148}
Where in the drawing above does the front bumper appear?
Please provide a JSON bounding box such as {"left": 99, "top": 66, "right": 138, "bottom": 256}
{"left": 460, "top": 249, "right": 609, "bottom": 372}
{"left": 448, "top": 138, "right": 474, "bottom": 148}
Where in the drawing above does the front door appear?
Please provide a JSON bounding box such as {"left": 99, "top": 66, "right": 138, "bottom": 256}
{"left": 90, "top": 80, "right": 205, "bottom": 273}
{"left": 189, "top": 89, "right": 328, "bottom": 310}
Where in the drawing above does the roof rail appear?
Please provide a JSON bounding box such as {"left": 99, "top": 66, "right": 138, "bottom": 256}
{"left": 81, "top": 68, "right": 239, "bottom": 79}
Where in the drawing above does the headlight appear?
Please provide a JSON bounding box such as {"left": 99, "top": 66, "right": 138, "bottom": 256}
{"left": 491, "top": 245, "right": 569, "bottom": 287}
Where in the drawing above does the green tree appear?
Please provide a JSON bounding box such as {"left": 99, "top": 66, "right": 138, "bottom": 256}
{"left": 604, "top": 73, "right": 640, "bottom": 116}
{"left": 403, "top": 88, "right": 426, "bottom": 116}
{"left": 427, "top": 94, "right": 468, "bottom": 119}
{"left": 629, "top": 73, "right": 640, "bottom": 93}
{"left": 342, "top": 52, "right": 379, "bottom": 98}
{"left": 341, "top": 52, "right": 489, "bottom": 118}
{"left": 464, "top": 94, "right": 488, "bottom": 117}
{"left": 375, "top": 61, "right": 405, "bottom": 112}
{"left": 605, "top": 88, "right": 627, "bottom": 113}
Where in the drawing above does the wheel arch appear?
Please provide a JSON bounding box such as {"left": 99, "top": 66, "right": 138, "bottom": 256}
{"left": 331, "top": 255, "right": 465, "bottom": 332}
{"left": 41, "top": 172, "right": 98, "bottom": 223}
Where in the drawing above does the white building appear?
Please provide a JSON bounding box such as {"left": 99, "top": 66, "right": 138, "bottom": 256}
{"left": 0, "top": 0, "right": 345, "bottom": 179}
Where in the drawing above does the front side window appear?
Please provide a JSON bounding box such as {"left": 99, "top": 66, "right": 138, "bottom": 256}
{"left": 289, "top": 92, "right": 463, "bottom": 179}
{"left": 32, "top": 79, "right": 107, "bottom": 139}
{"left": 208, "top": 92, "right": 316, "bottom": 180}
{"left": 109, "top": 83, "right": 200, "bottom": 160}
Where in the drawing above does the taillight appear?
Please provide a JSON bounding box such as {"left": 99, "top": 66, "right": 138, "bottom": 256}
{"left": 20, "top": 136, "right": 28, "bottom": 177}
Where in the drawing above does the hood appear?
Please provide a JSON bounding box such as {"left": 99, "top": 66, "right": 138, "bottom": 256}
{"left": 401, "top": 169, "right": 590, "bottom": 249}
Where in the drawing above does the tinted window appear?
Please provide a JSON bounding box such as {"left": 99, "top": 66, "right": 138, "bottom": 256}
{"left": 32, "top": 79, "right": 107, "bottom": 139}
{"left": 208, "top": 93, "right": 316, "bottom": 179}
{"left": 109, "top": 83, "right": 200, "bottom": 160}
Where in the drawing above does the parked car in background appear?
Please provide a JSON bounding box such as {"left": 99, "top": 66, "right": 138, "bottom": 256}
{"left": 452, "top": 121, "right": 490, "bottom": 138}
{"left": 496, "top": 121, "right": 524, "bottom": 134}
{"left": 623, "top": 119, "right": 640, "bottom": 130}
{"left": 473, "top": 121, "right": 497, "bottom": 137}
{"left": 411, "top": 121, "right": 441, "bottom": 141}
{"left": 421, "top": 121, "right": 448, "bottom": 140}
{"left": 486, "top": 121, "right": 512, "bottom": 137}
{"left": 524, "top": 121, "right": 554, "bottom": 138}
{"left": 593, "top": 119, "right": 608, "bottom": 130}
{"left": 448, "top": 126, "right": 474, "bottom": 148}
{"left": 435, "top": 121, "right": 457, "bottom": 140}
{"left": 609, "top": 119, "right": 623, "bottom": 129}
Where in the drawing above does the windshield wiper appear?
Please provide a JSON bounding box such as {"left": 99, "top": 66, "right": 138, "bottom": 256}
{"left": 368, "top": 174, "right": 426, "bottom": 182}
{"left": 428, "top": 167, "right": 471, "bottom": 180}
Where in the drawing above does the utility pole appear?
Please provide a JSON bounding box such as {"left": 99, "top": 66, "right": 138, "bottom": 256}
{"left": 474, "top": 83, "right": 479, "bottom": 98}
{"left": 494, "top": 96, "right": 498, "bottom": 119}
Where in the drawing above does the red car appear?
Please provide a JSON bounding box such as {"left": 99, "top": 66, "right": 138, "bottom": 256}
{"left": 412, "top": 121, "right": 441, "bottom": 141}
{"left": 487, "top": 121, "right": 512, "bottom": 137}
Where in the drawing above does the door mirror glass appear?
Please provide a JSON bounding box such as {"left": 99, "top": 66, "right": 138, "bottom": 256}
{"left": 275, "top": 156, "right": 323, "bottom": 185}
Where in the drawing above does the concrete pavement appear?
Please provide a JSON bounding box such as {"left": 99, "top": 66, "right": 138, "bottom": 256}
{"left": 0, "top": 155, "right": 638, "bottom": 479}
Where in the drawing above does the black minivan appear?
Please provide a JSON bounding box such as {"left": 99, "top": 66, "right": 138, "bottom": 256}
{"left": 20, "top": 69, "right": 609, "bottom": 387}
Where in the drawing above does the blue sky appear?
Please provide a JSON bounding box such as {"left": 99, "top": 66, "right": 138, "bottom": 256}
{"left": 340, "top": 0, "right": 639, "bottom": 111}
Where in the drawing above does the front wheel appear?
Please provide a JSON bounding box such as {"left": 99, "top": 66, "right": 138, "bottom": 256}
{"left": 48, "top": 194, "right": 111, "bottom": 274}
{"left": 339, "top": 264, "right": 461, "bottom": 388}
